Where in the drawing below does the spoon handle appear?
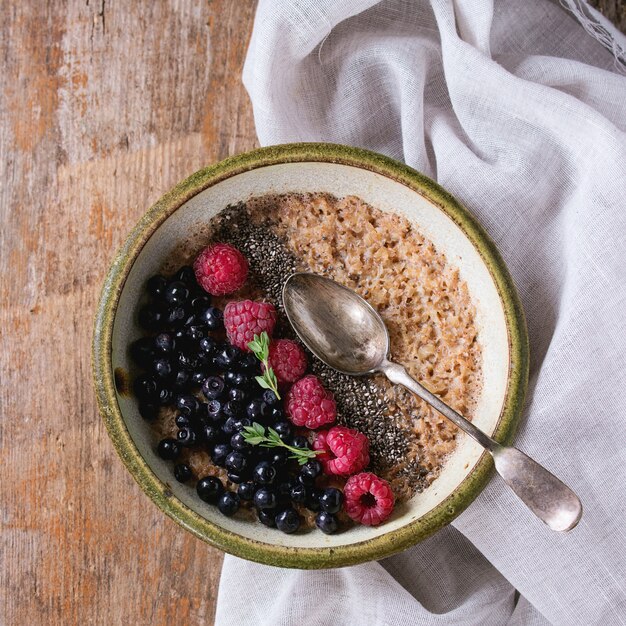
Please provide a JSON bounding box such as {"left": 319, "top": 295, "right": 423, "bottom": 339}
{"left": 382, "top": 360, "right": 499, "bottom": 451}
{"left": 381, "top": 360, "right": 582, "bottom": 531}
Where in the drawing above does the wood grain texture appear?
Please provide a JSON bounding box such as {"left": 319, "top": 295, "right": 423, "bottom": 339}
{"left": 0, "top": 1, "right": 258, "bottom": 624}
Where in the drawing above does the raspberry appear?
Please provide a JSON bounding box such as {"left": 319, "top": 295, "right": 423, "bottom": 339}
{"left": 193, "top": 243, "right": 248, "bottom": 296}
{"left": 285, "top": 375, "right": 336, "bottom": 429}
{"left": 313, "top": 426, "right": 370, "bottom": 476}
{"left": 267, "top": 339, "right": 308, "bottom": 384}
{"left": 344, "top": 472, "right": 395, "bottom": 526}
{"left": 223, "top": 300, "right": 277, "bottom": 351}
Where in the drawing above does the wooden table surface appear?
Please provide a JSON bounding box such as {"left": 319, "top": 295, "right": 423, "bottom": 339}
{"left": 1, "top": 2, "right": 623, "bottom": 625}
{"left": 0, "top": 2, "right": 257, "bottom": 624}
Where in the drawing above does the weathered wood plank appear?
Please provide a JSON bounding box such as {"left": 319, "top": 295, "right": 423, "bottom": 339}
{"left": 0, "top": 2, "right": 258, "bottom": 624}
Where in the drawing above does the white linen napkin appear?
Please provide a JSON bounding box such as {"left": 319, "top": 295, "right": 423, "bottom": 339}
{"left": 215, "top": 1, "right": 626, "bottom": 623}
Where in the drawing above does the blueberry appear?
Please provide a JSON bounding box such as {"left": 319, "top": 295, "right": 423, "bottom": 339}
{"left": 172, "top": 369, "right": 190, "bottom": 389}
{"left": 238, "top": 481, "right": 255, "bottom": 501}
{"left": 223, "top": 400, "right": 243, "bottom": 419}
{"left": 177, "top": 427, "right": 197, "bottom": 447}
{"left": 315, "top": 512, "right": 339, "bottom": 534}
{"left": 270, "top": 406, "right": 285, "bottom": 421}
{"left": 199, "top": 307, "right": 224, "bottom": 331}
{"left": 202, "top": 376, "right": 225, "bottom": 400}
{"left": 228, "top": 387, "right": 247, "bottom": 402}
{"left": 138, "top": 402, "right": 158, "bottom": 421}
{"left": 176, "top": 394, "right": 200, "bottom": 415}
{"left": 211, "top": 443, "right": 231, "bottom": 467}
{"left": 214, "top": 345, "right": 240, "bottom": 369}
{"left": 262, "top": 390, "right": 279, "bottom": 406}
{"left": 157, "top": 438, "right": 180, "bottom": 460}
{"left": 153, "top": 358, "right": 172, "bottom": 379}
{"left": 232, "top": 417, "right": 251, "bottom": 432}
{"left": 157, "top": 386, "right": 174, "bottom": 405}
{"left": 183, "top": 351, "right": 203, "bottom": 372}
{"left": 291, "top": 435, "right": 310, "bottom": 450}
{"left": 225, "top": 451, "right": 247, "bottom": 473}
{"left": 246, "top": 399, "right": 270, "bottom": 421}
{"left": 190, "top": 370, "right": 207, "bottom": 386}
{"left": 175, "top": 265, "right": 196, "bottom": 285}
{"left": 147, "top": 274, "right": 167, "bottom": 298}
{"left": 154, "top": 332, "right": 175, "bottom": 354}
{"left": 164, "top": 280, "right": 190, "bottom": 305}
{"left": 257, "top": 508, "right": 276, "bottom": 527}
{"left": 133, "top": 375, "right": 159, "bottom": 401}
{"left": 205, "top": 398, "right": 222, "bottom": 418}
{"left": 269, "top": 450, "right": 288, "bottom": 468}
{"left": 290, "top": 483, "right": 307, "bottom": 504}
{"left": 175, "top": 414, "right": 191, "bottom": 428}
{"left": 130, "top": 337, "right": 156, "bottom": 367}
{"left": 202, "top": 424, "right": 220, "bottom": 444}
{"left": 174, "top": 463, "right": 192, "bottom": 483}
{"left": 230, "top": 432, "right": 249, "bottom": 451}
{"left": 196, "top": 476, "right": 223, "bottom": 503}
{"left": 185, "top": 325, "right": 206, "bottom": 342}
{"left": 301, "top": 460, "right": 322, "bottom": 481}
{"left": 172, "top": 334, "right": 192, "bottom": 353}
{"left": 242, "top": 376, "right": 258, "bottom": 391}
{"left": 319, "top": 488, "right": 343, "bottom": 514}
{"left": 305, "top": 488, "right": 323, "bottom": 512}
{"left": 166, "top": 306, "right": 187, "bottom": 327}
{"left": 273, "top": 421, "right": 292, "bottom": 440}
{"left": 197, "top": 351, "right": 213, "bottom": 368}
{"left": 277, "top": 476, "right": 297, "bottom": 499}
{"left": 199, "top": 336, "right": 217, "bottom": 354}
{"left": 222, "top": 417, "right": 238, "bottom": 436}
{"left": 276, "top": 508, "right": 301, "bottom": 534}
{"left": 179, "top": 351, "right": 201, "bottom": 372}
{"left": 192, "top": 294, "right": 212, "bottom": 312}
{"left": 224, "top": 370, "right": 247, "bottom": 387}
{"left": 254, "top": 488, "right": 277, "bottom": 510}
{"left": 253, "top": 461, "right": 276, "bottom": 485}
{"left": 238, "top": 352, "right": 261, "bottom": 374}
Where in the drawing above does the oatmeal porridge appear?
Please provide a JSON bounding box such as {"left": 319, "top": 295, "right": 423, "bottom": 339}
{"left": 130, "top": 192, "right": 482, "bottom": 533}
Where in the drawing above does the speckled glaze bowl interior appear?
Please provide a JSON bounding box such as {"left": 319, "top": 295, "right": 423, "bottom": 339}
{"left": 93, "top": 143, "right": 528, "bottom": 569}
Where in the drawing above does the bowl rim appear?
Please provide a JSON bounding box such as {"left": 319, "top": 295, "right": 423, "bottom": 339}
{"left": 92, "top": 142, "right": 529, "bottom": 569}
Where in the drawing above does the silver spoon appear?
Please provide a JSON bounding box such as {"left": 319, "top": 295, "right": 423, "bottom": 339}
{"left": 283, "top": 272, "right": 582, "bottom": 532}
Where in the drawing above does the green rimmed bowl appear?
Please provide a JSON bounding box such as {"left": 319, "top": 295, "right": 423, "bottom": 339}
{"left": 93, "top": 143, "right": 528, "bottom": 569}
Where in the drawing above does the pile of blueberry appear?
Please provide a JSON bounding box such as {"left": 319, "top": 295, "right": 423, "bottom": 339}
{"left": 129, "top": 266, "right": 342, "bottom": 534}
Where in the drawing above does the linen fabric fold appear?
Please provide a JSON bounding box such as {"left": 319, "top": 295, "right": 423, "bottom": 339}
{"left": 216, "top": 1, "right": 626, "bottom": 624}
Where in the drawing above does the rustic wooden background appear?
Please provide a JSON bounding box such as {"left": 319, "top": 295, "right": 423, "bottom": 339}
{"left": 0, "top": 2, "right": 623, "bottom": 625}
{"left": 0, "top": 2, "right": 258, "bottom": 624}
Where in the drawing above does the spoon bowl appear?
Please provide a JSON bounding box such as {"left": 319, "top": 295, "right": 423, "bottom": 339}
{"left": 282, "top": 273, "right": 389, "bottom": 375}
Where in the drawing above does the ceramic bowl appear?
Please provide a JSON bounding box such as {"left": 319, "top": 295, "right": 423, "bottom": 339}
{"left": 93, "top": 143, "right": 528, "bottom": 568}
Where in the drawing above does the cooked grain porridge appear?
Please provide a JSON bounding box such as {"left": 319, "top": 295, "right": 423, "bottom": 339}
{"left": 154, "top": 192, "right": 482, "bottom": 508}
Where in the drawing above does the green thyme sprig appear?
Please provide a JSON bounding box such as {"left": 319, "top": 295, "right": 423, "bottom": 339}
{"left": 242, "top": 422, "right": 321, "bottom": 465}
{"left": 247, "top": 331, "right": 281, "bottom": 400}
